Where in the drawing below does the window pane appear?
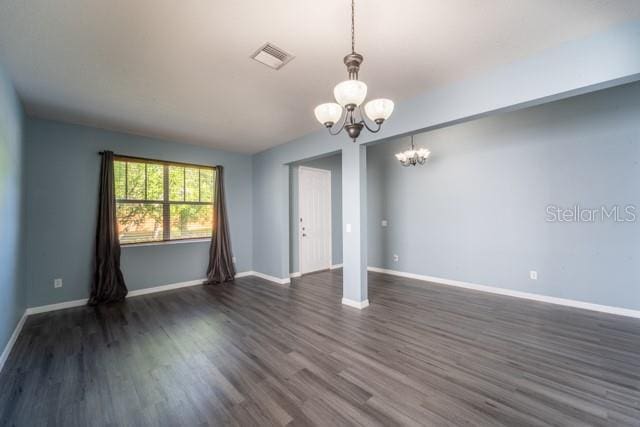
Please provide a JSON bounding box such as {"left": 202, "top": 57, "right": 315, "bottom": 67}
{"left": 200, "top": 169, "right": 214, "bottom": 203}
{"left": 169, "top": 165, "right": 184, "bottom": 201}
{"left": 170, "top": 204, "right": 212, "bottom": 240}
{"left": 127, "top": 162, "right": 146, "bottom": 200}
{"left": 116, "top": 203, "right": 163, "bottom": 244}
{"left": 146, "top": 163, "right": 164, "bottom": 200}
{"left": 114, "top": 161, "right": 126, "bottom": 199}
{"left": 185, "top": 167, "right": 199, "bottom": 202}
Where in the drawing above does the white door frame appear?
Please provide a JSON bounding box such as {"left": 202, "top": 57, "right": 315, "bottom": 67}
{"left": 298, "top": 166, "right": 332, "bottom": 275}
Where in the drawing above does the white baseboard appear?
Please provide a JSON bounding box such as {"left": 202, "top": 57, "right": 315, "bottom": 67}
{"left": 0, "top": 311, "right": 27, "bottom": 373}
{"left": 26, "top": 298, "right": 88, "bottom": 315}
{"left": 367, "top": 266, "right": 640, "bottom": 319}
{"left": 26, "top": 280, "right": 206, "bottom": 315}
{"left": 26, "top": 272, "right": 254, "bottom": 315}
{"left": 290, "top": 265, "right": 341, "bottom": 278}
{"left": 127, "top": 278, "right": 205, "bottom": 298}
{"left": 251, "top": 271, "right": 291, "bottom": 285}
{"left": 341, "top": 298, "right": 370, "bottom": 309}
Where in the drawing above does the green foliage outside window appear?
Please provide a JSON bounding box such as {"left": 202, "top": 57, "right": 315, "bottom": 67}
{"left": 114, "top": 159, "right": 215, "bottom": 244}
{"left": 200, "top": 169, "right": 214, "bottom": 202}
{"left": 147, "top": 164, "right": 163, "bottom": 200}
{"left": 185, "top": 168, "right": 199, "bottom": 202}
{"left": 127, "top": 162, "right": 145, "bottom": 199}
{"left": 169, "top": 165, "right": 184, "bottom": 201}
{"left": 114, "top": 161, "right": 126, "bottom": 199}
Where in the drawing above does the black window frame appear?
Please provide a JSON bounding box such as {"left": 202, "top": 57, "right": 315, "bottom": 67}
{"left": 114, "top": 155, "right": 216, "bottom": 245}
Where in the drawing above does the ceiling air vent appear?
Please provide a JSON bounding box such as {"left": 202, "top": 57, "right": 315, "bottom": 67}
{"left": 250, "top": 43, "right": 294, "bottom": 70}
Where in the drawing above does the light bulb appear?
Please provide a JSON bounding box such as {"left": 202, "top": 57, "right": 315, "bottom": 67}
{"left": 417, "top": 148, "right": 431, "bottom": 158}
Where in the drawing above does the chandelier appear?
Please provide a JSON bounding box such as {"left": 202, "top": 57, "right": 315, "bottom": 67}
{"left": 313, "top": 0, "right": 394, "bottom": 142}
{"left": 395, "top": 135, "right": 430, "bottom": 166}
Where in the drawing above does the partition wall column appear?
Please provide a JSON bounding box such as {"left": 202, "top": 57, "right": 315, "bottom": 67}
{"left": 341, "top": 143, "right": 368, "bottom": 308}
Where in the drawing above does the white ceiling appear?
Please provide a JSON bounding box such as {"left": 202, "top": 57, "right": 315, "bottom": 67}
{"left": 1, "top": 1, "right": 639, "bottom": 153}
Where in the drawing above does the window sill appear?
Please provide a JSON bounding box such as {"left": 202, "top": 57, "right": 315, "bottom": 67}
{"left": 121, "top": 238, "right": 211, "bottom": 248}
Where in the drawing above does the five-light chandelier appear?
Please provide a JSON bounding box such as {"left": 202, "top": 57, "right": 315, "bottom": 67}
{"left": 314, "top": 0, "right": 394, "bottom": 142}
{"left": 395, "top": 135, "right": 430, "bottom": 167}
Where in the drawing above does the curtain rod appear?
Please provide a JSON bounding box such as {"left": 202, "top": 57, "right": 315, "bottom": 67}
{"left": 98, "top": 151, "right": 219, "bottom": 170}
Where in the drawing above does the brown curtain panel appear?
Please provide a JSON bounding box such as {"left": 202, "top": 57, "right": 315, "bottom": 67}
{"left": 88, "top": 151, "right": 128, "bottom": 305}
{"left": 206, "top": 166, "right": 236, "bottom": 283}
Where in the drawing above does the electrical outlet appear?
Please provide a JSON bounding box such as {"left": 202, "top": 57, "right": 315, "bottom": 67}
{"left": 381, "top": 220, "right": 388, "bottom": 227}
{"left": 54, "top": 278, "right": 63, "bottom": 288}
{"left": 529, "top": 270, "right": 538, "bottom": 280}
{"left": 393, "top": 254, "right": 399, "bottom": 262}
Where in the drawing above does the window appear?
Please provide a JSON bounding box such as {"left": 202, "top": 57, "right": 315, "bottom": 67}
{"left": 114, "top": 156, "right": 216, "bottom": 244}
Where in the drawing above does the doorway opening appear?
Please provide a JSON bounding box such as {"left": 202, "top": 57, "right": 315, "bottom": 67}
{"left": 289, "top": 152, "right": 342, "bottom": 277}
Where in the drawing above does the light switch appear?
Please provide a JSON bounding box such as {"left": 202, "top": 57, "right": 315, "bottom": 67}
{"left": 345, "top": 224, "right": 352, "bottom": 233}
{"left": 381, "top": 220, "right": 388, "bottom": 227}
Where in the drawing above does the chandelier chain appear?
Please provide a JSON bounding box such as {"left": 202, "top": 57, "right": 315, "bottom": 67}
{"left": 351, "top": 0, "right": 355, "bottom": 53}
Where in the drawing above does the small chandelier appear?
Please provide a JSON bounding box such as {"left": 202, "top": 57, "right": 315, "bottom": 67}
{"left": 314, "top": 0, "right": 394, "bottom": 142}
{"left": 395, "top": 135, "right": 430, "bottom": 166}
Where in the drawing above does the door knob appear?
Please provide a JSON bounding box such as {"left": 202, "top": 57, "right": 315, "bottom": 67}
{"left": 302, "top": 233, "right": 307, "bottom": 237}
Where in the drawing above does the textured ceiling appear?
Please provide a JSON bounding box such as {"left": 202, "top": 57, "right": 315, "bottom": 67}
{"left": 1, "top": 0, "right": 639, "bottom": 153}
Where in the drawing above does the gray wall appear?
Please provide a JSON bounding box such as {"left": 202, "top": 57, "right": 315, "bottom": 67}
{"left": 289, "top": 153, "right": 342, "bottom": 273}
{"left": 368, "top": 81, "right": 640, "bottom": 310}
{"left": 250, "top": 22, "right": 640, "bottom": 282}
{"left": 25, "top": 118, "right": 253, "bottom": 307}
{"left": 0, "top": 64, "right": 26, "bottom": 351}
{"left": 10, "top": 22, "right": 640, "bottom": 313}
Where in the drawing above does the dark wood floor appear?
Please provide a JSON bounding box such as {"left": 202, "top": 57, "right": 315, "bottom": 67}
{"left": 1, "top": 270, "right": 640, "bottom": 426}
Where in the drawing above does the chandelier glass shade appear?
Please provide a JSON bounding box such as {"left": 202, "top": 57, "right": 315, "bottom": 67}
{"left": 395, "top": 136, "right": 430, "bottom": 167}
{"left": 333, "top": 80, "right": 368, "bottom": 107}
{"left": 314, "top": 0, "right": 394, "bottom": 142}
{"left": 314, "top": 103, "right": 343, "bottom": 126}
{"left": 364, "top": 98, "right": 395, "bottom": 122}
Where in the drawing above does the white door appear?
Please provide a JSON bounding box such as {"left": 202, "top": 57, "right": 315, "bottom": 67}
{"left": 299, "top": 166, "right": 332, "bottom": 275}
